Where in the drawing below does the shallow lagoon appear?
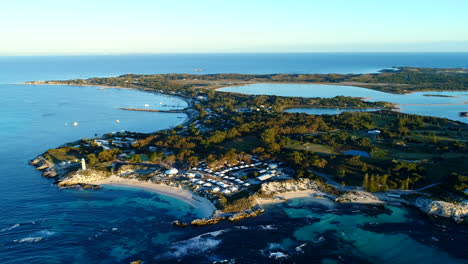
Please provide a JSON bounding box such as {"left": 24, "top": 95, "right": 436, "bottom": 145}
{"left": 220, "top": 83, "right": 468, "bottom": 123}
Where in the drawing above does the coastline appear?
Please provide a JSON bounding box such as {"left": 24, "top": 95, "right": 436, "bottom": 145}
{"left": 91, "top": 175, "right": 216, "bottom": 218}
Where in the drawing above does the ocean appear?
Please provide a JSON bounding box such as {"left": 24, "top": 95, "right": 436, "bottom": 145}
{"left": 0, "top": 53, "right": 467, "bottom": 263}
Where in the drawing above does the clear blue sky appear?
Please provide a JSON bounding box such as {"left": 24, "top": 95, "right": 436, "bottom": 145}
{"left": 1, "top": 0, "right": 467, "bottom": 55}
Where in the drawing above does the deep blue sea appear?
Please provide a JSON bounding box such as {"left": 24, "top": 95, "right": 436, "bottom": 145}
{"left": 1, "top": 54, "right": 467, "bottom": 263}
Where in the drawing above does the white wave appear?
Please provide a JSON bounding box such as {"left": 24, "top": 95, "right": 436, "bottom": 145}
{"left": 259, "top": 225, "right": 277, "bottom": 230}
{"left": 314, "top": 236, "right": 325, "bottom": 243}
{"left": 12, "top": 230, "right": 55, "bottom": 244}
{"left": 36, "top": 230, "right": 55, "bottom": 237}
{"left": 269, "top": 252, "right": 288, "bottom": 260}
{"left": 234, "top": 226, "right": 249, "bottom": 230}
{"left": 13, "top": 237, "right": 44, "bottom": 243}
{"left": 1, "top": 223, "right": 20, "bottom": 232}
{"left": 162, "top": 229, "right": 227, "bottom": 259}
{"left": 168, "top": 237, "right": 221, "bottom": 258}
{"left": 295, "top": 243, "right": 307, "bottom": 253}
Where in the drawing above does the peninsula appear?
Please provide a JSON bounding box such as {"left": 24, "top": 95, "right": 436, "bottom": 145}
{"left": 29, "top": 67, "right": 468, "bottom": 224}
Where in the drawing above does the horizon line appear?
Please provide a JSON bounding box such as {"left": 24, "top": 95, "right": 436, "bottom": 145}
{"left": 2, "top": 51, "right": 468, "bottom": 57}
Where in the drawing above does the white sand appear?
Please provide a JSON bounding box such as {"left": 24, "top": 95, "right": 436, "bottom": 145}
{"left": 93, "top": 175, "right": 216, "bottom": 218}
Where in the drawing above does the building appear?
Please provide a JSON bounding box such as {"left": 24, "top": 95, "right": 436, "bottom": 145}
{"left": 257, "top": 173, "right": 274, "bottom": 181}
{"left": 165, "top": 168, "right": 179, "bottom": 175}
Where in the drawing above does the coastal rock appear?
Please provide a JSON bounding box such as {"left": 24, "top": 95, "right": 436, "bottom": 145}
{"left": 228, "top": 208, "right": 264, "bottom": 222}
{"left": 42, "top": 169, "right": 57, "bottom": 178}
{"left": 172, "top": 220, "right": 188, "bottom": 227}
{"left": 259, "top": 178, "right": 320, "bottom": 195}
{"left": 58, "top": 169, "right": 110, "bottom": 187}
{"left": 36, "top": 164, "right": 49, "bottom": 170}
{"left": 29, "top": 158, "right": 42, "bottom": 165}
{"left": 190, "top": 217, "right": 226, "bottom": 226}
{"left": 335, "top": 191, "right": 382, "bottom": 204}
{"left": 414, "top": 197, "right": 468, "bottom": 223}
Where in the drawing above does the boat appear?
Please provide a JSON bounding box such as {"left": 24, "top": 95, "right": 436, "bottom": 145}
{"left": 144, "top": 104, "right": 150, "bottom": 107}
{"left": 73, "top": 122, "right": 78, "bottom": 126}
{"left": 116, "top": 120, "right": 120, "bottom": 123}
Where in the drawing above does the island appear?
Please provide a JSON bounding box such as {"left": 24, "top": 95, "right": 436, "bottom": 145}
{"left": 28, "top": 67, "right": 468, "bottom": 225}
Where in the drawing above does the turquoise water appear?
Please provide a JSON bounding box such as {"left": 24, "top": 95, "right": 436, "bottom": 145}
{"left": 0, "top": 84, "right": 196, "bottom": 263}
{"left": 279, "top": 198, "right": 465, "bottom": 264}
{"left": 221, "top": 83, "right": 468, "bottom": 123}
{"left": 0, "top": 54, "right": 467, "bottom": 263}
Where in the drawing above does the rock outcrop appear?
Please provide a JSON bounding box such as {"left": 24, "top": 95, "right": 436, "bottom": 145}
{"left": 30, "top": 156, "right": 59, "bottom": 178}
{"left": 414, "top": 197, "right": 468, "bottom": 223}
{"left": 335, "top": 191, "right": 382, "bottom": 204}
{"left": 58, "top": 169, "right": 110, "bottom": 187}
{"left": 190, "top": 217, "right": 226, "bottom": 226}
{"left": 228, "top": 208, "right": 264, "bottom": 222}
{"left": 259, "top": 178, "right": 321, "bottom": 195}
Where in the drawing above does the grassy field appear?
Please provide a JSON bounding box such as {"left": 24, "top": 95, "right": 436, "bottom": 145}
{"left": 286, "top": 140, "right": 336, "bottom": 154}
{"left": 46, "top": 148, "right": 79, "bottom": 162}
{"left": 222, "top": 135, "right": 261, "bottom": 152}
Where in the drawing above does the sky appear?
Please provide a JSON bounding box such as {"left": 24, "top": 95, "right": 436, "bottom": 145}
{"left": 1, "top": 0, "right": 468, "bottom": 55}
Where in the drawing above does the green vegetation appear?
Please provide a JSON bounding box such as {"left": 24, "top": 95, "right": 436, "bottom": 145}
{"left": 39, "top": 67, "right": 468, "bottom": 202}
{"left": 33, "top": 67, "right": 468, "bottom": 94}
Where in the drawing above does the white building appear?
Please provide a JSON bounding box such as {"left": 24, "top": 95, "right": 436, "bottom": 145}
{"left": 165, "top": 168, "right": 179, "bottom": 175}
{"left": 257, "top": 174, "right": 274, "bottom": 181}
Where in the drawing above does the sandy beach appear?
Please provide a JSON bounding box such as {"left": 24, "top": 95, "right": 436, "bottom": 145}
{"left": 92, "top": 175, "right": 216, "bottom": 218}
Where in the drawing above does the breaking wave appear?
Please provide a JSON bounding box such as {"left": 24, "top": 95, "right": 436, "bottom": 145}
{"left": 1, "top": 223, "right": 20, "bottom": 232}
{"left": 12, "top": 230, "right": 55, "bottom": 244}
{"left": 13, "top": 237, "right": 44, "bottom": 243}
{"left": 157, "top": 229, "right": 228, "bottom": 260}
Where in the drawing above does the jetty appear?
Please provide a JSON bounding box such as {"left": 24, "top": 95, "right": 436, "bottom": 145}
{"left": 118, "top": 107, "right": 187, "bottom": 113}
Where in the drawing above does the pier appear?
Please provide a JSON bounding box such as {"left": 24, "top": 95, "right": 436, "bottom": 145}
{"left": 118, "top": 107, "right": 187, "bottom": 113}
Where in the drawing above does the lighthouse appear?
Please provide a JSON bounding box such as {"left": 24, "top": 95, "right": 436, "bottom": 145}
{"left": 81, "top": 158, "right": 87, "bottom": 170}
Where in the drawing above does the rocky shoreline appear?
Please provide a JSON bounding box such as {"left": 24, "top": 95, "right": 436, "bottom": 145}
{"left": 30, "top": 156, "right": 468, "bottom": 225}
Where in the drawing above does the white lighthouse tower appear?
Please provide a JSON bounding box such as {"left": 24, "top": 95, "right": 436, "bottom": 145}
{"left": 81, "top": 158, "right": 87, "bottom": 170}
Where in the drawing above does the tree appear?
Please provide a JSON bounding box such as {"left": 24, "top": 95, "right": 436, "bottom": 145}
{"left": 98, "top": 149, "right": 121, "bottom": 162}
{"left": 86, "top": 153, "right": 98, "bottom": 166}
{"left": 289, "top": 151, "right": 303, "bottom": 166}
{"left": 369, "top": 174, "right": 379, "bottom": 192}
{"left": 362, "top": 173, "right": 369, "bottom": 191}
{"left": 187, "top": 156, "right": 199, "bottom": 167}
{"left": 338, "top": 167, "right": 346, "bottom": 178}
{"left": 164, "top": 154, "right": 176, "bottom": 165}
{"left": 312, "top": 158, "right": 328, "bottom": 168}
{"left": 150, "top": 152, "right": 164, "bottom": 163}
{"left": 129, "top": 154, "right": 142, "bottom": 163}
